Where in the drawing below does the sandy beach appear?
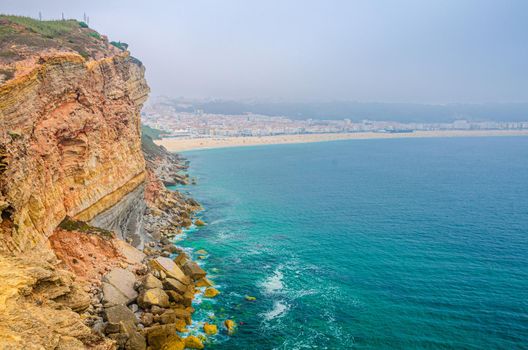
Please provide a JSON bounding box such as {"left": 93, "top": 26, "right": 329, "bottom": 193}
{"left": 155, "top": 130, "right": 528, "bottom": 152}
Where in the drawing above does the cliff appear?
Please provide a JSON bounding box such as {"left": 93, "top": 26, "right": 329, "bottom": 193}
{"left": 0, "top": 50, "right": 149, "bottom": 252}
{"left": 0, "top": 16, "right": 150, "bottom": 348}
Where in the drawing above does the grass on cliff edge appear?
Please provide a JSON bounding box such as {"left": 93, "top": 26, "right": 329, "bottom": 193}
{"left": 0, "top": 15, "right": 120, "bottom": 64}
{"left": 0, "top": 15, "right": 79, "bottom": 39}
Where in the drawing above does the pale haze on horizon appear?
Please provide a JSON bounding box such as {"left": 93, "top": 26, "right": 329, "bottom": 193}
{"left": 1, "top": 0, "right": 527, "bottom": 104}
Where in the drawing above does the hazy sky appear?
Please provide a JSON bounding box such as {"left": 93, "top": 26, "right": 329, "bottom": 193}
{"left": 2, "top": 0, "right": 527, "bottom": 103}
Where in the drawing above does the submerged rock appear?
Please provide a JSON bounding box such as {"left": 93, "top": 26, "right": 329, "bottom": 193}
{"left": 203, "top": 322, "right": 218, "bottom": 335}
{"left": 224, "top": 319, "right": 236, "bottom": 335}
{"left": 245, "top": 295, "right": 256, "bottom": 301}
{"left": 195, "top": 277, "right": 213, "bottom": 288}
{"left": 161, "top": 336, "right": 185, "bottom": 350}
{"left": 203, "top": 288, "right": 220, "bottom": 298}
{"left": 184, "top": 335, "right": 204, "bottom": 349}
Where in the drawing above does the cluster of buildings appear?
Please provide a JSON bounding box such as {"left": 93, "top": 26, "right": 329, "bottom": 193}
{"left": 141, "top": 103, "right": 528, "bottom": 139}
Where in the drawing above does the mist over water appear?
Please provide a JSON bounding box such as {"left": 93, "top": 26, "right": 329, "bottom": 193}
{"left": 171, "top": 137, "right": 528, "bottom": 349}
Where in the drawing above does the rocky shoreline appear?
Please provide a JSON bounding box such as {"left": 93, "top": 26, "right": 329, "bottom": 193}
{"left": 73, "top": 145, "right": 229, "bottom": 349}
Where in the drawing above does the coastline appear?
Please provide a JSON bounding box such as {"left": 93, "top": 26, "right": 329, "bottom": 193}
{"left": 155, "top": 130, "right": 528, "bottom": 152}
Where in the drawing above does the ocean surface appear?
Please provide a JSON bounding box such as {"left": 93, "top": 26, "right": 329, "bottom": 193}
{"left": 169, "top": 137, "right": 528, "bottom": 349}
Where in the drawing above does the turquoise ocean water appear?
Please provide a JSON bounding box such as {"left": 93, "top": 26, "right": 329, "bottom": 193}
{"left": 169, "top": 137, "right": 528, "bottom": 349}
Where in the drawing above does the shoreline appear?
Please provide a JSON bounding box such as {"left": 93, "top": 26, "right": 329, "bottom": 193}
{"left": 155, "top": 130, "right": 528, "bottom": 152}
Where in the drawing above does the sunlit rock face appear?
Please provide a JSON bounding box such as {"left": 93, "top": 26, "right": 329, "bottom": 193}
{"left": 0, "top": 51, "right": 149, "bottom": 253}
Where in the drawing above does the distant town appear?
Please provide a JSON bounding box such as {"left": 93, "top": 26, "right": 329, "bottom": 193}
{"left": 142, "top": 102, "right": 528, "bottom": 139}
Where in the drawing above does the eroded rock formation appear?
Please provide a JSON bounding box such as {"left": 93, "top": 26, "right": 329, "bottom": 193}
{"left": 0, "top": 50, "right": 149, "bottom": 253}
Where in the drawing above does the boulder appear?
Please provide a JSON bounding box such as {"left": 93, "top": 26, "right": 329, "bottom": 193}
{"left": 102, "top": 268, "right": 138, "bottom": 304}
{"left": 161, "top": 336, "right": 185, "bottom": 350}
{"left": 150, "top": 305, "right": 166, "bottom": 315}
{"left": 142, "top": 274, "right": 163, "bottom": 290}
{"left": 173, "top": 253, "right": 189, "bottom": 267}
{"left": 184, "top": 335, "right": 204, "bottom": 349}
{"left": 182, "top": 291, "right": 195, "bottom": 306}
{"left": 168, "top": 308, "right": 192, "bottom": 325}
{"left": 195, "top": 249, "right": 208, "bottom": 255}
{"left": 105, "top": 305, "right": 138, "bottom": 327}
{"left": 137, "top": 288, "right": 170, "bottom": 309}
{"left": 121, "top": 320, "right": 146, "bottom": 350}
{"left": 140, "top": 313, "right": 154, "bottom": 327}
{"left": 149, "top": 257, "right": 190, "bottom": 285}
{"left": 182, "top": 261, "right": 206, "bottom": 281}
{"left": 203, "top": 288, "right": 220, "bottom": 298}
{"left": 167, "top": 290, "right": 183, "bottom": 303}
{"left": 195, "top": 277, "right": 213, "bottom": 288}
{"left": 224, "top": 319, "right": 236, "bottom": 335}
{"left": 163, "top": 278, "right": 187, "bottom": 294}
{"left": 102, "top": 282, "right": 129, "bottom": 307}
{"left": 194, "top": 219, "right": 206, "bottom": 226}
{"left": 203, "top": 323, "right": 217, "bottom": 335}
{"left": 115, "top": 240, "right": 146, "bottom": 265}
{"left": 146, "top": 324, "right": 179, "bottom": 349}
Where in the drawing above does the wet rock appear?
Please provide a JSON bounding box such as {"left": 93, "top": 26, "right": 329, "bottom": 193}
{"left": 203, "top": 322, "right": 218, "bottom": 335}
{"left": 224, "top": 319, "right": 236, "bottom": 335}
{"left": 162, "top": 244, "right": 179, "bottom": 254}
{"left": 160, "top": 336, "right": 185, "bottom": 350}
{"left": 194, "top": 219, "right": 206, "bottom": 227}
{"left": 142, "top": 274, "right": 163, "bottom": 290}
{"left": 137, "top": 288, "right": 170, "bottom": 309}
{"left": 195, "top": 277, "right": 213, "bottom": 288}
{"left": 184, "top": 335, "right": 204, "bottom": 349}
{"left": 103, "top": 268, "right": 138, "bottom": 304}
{"left": 182, "top": 290, "right": 195, "bottom": 306}
{"left": 245, "top": 295, "right": 256, "bottom": 301}
{"left": 195, "top": 249, "right": 208, "bottom": 256}
{"left": 203, "top": 288, "right": 220, "bottom": 298}
{"left": 167, "top": 308, "right": 192, "bottom": 325}
{"left": 182, "top": 261, "right": 206, "bottom": 281}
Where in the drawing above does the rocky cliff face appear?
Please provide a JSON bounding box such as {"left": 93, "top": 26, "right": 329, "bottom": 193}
{"left": 0, "top": 16, "right": 151, "bottom": 348}
{"left": 0, "top": 50, "right": 149, "bottom": 252}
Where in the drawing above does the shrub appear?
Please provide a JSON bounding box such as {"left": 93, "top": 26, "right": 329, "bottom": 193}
{"left": 110, "top": 41, "right": 128, "bottom": 50}
{"left": 79, "top": 21, "right": 88, "bottom": 28}
{"left": 88, "top": 31, "right": 100, "bottom": 40}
